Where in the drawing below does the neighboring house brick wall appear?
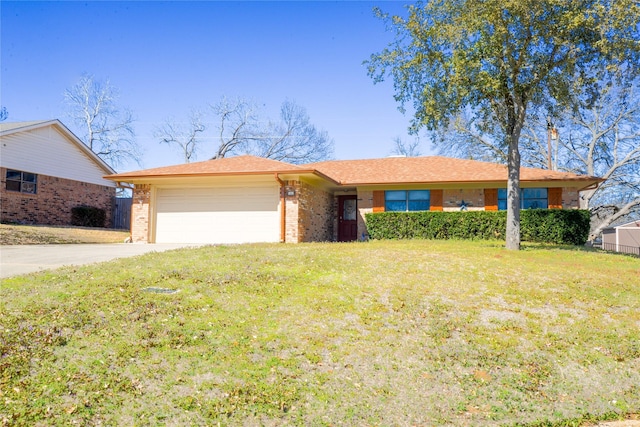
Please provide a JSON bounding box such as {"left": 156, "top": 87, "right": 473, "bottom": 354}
{"left": 0, "top": 168, "right": 114, "bottom": 227}
{"left": 131, "top": 184, "right": 151, "bottom": 242}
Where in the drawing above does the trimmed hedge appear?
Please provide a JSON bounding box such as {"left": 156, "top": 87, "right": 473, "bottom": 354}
{"left": 71, "top": 206, "right": 106, "bottom": 228}
{"left": 519, "top": 209, "right": 591, "bottom": 245}
{"left": 365, "top": 209, "right": 591, "bottom": 245}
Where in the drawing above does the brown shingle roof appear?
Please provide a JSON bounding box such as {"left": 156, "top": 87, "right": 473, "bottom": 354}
{"left": 107, "top": 155, "right": 309, "bottom": 179}
{"left": 306, "top": 156, "right": 599, "bottom": 185}
{"left": 106, "top": 154, "right": 601, "bottom": 188}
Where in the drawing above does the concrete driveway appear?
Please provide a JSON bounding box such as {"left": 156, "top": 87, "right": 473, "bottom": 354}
{"left": 0, "top": 243, "right": 202, "bottom": 279}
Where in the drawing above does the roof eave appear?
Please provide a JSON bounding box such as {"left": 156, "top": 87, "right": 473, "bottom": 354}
{"left": 52, "top": 120, "right": 117, "bottom": 176}
{"left": 340, "top": 177, "right": 603, "bottom": 187}
{"left": 104, "top": 168, "right": 339, "bottom": 184}
{"left": 0, "top": 119, "right": 57, "bottom": 136}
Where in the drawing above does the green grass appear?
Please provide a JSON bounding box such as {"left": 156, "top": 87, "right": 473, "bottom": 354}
{"left": 0, "top": 224, "right": 129, "bottom": 244}
{"left": 1, "top": 240, "right": 639, "bottom": 426}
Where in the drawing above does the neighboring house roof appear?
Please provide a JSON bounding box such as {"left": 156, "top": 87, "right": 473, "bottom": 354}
{"left": 0, "top": 120, "right": 55, "bottom": 133}
{"left": 0, "top": 119, "right": 116, "bottom": 176}
{"left": 604, "top": 220, "right": 640, "bottom": 230}
{"left": 105, "top": 154, "right": 601, "bottom": 190}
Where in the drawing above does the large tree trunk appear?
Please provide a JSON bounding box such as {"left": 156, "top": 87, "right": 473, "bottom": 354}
{"left": 506, "top": 137, "right": 521, "bottom": 250}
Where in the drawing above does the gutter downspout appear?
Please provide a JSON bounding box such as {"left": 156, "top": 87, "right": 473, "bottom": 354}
{"left": 275, "top": 174, "right": 286, "bottom": 243}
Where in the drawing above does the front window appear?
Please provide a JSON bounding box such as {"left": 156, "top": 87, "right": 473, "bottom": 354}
{"left": 522, "top": 188, "right": 548, "bottom": 209}
{"left": 498, "top": 188, "right": 548, "bottom": 210}
{"left": 5, "top": 169, "right": 37, "bottom": 194}
{"left": 385, "top": 190, "right": 430, "bottom": 211}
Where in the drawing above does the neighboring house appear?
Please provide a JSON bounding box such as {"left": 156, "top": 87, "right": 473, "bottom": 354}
{"left": 1, "top": 120, "right": 117, "bottom": 227}
{"left": 601, "top": 220, "right": 640, "bottom": 256}
{"left": 105, "top": 155, "right": 601, "bottom": 244}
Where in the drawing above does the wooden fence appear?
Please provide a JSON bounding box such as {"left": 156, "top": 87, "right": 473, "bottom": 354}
{"left": 112, "top": 197, "right": 132, "bottom": 230}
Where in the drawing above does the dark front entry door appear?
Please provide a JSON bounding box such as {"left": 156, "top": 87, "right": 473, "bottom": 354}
{"left": 338, "top": 195, "right": 358, "bottom": 242}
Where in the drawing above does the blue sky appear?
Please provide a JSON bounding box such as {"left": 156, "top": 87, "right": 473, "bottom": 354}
{"left": 1, "top": 0, "right": 429, "bottom": 171}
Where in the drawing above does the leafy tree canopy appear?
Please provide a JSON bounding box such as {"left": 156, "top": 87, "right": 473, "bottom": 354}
{"left": 369, "top": 0, "right": 639, "bottom": 137}
{"left": 367, "top": 0, "right": 640, "bottom": 249}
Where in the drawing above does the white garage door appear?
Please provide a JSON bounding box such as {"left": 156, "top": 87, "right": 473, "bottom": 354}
{"left": 155, "top": 183, "right": 280, "bottom": 244}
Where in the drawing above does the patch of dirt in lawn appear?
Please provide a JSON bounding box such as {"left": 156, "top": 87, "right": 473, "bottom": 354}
{"left": 0, "top": 224, "right": 130, "bottom": 245}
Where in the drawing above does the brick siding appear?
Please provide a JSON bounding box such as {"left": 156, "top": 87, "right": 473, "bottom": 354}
{"left": 443, "top": 189, "right": 485, "bottom": 211}
{"left": 562, "top": 187, "right": 580, "bottom": 209}
{"left": 0, "top": 168, "right": 115, "bottom": 227}
{"left": 283, "top": 181, "right": 299, "bottom": 243}
{"left": 283, "top": 180, "right": 334, "bottom": 242}
{"left": 131, "top": 184, "right": 151, "bottom": 242}
{"left": 299, "top": 181, "right": 334, "bottom": 242}
{"left": 356, "top": 190, "right": 373, "bottom": 240}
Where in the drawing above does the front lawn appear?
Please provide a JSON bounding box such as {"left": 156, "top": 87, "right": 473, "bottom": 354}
{"left": 1, "top": 240, "right": 639, "bottom": 426}
{"left": 0, "top": 224, "right": 129, "bottom": 245}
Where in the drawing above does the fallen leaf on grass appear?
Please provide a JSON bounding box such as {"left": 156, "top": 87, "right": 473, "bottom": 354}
{"left": 473, "top": 370, "right": 492, "bottom": 382}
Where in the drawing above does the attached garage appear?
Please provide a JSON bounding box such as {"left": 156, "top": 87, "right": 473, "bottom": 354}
{"left": 154, "top": 182, "right": 280, "bottom": 244}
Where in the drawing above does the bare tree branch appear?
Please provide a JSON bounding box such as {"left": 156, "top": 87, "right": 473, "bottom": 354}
{"left": 183, "top": 98, "right": 336, "bottom": 164}
{"left": 524, "top": 82, "right": 640, "bottom": 238}
{"left": 390, "top": 136, "right": 422, "bottom": 157}
{"left": 209, "top": 97, "right": 260, "bottom": 160}
{"left": 249, "top": 100, "right": 333, "bottom": 164}
{"left": 64, "top": 74, "right": 140, "bottom": 169}
{"left": 154, "top": 110, "right": 205, "bottom": 163}
{"left": 436, "top": 112, "right": 508, "bottom": 163}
